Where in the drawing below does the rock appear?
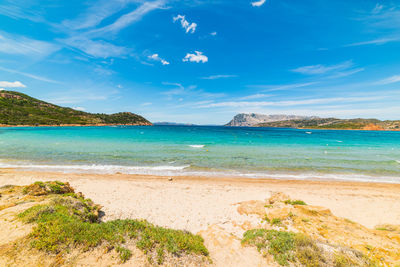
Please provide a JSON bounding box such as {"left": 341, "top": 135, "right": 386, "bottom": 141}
{"left": 168, "top": 177, "right": 173, "bottom": 181}
{"left": 266, "top": 206, "right": 294, "bottom": 220}
{"left": 237, "top": 200, "right": 266, "bottom": 217}
{"left": 268, "top": 192, "right": 290, "bottom": 204}
{"left": 225, "top": 113, "right": 316, "bottom": 127}
{"left": 296, "top": 205, "right": 332, "bottom": 216}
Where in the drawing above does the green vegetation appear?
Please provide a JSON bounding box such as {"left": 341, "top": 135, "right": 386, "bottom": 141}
{"left": 284, "top": 199, "right": 307, "bottom": 206}
{"left": 256, "top": 117, "right": 400, "bottom": 131}
{"left": 242, "top": 229, "right": 373, "bottom": 266}
{"left": 0, "top": 90, "right": 151, "bottom": 126}
{"left": 18, "top": 183, "right": 209, "bottom": 265}
{"left": 271, "top": 218, "right": 282, "bottom": 226}
{"left": 242, "top": 229, "right": 299, "bottom": 265}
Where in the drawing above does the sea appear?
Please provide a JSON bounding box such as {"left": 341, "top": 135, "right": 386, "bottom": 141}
{"left": 1, "top": 125, "right": 400, "bottom": 183}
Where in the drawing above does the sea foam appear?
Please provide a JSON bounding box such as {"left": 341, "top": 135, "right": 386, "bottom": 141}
{"left": 189, "top": 145, "right": 205, "bottom": 148}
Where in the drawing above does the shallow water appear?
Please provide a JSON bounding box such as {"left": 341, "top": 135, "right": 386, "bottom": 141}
{"left": 1, "top": 125, "right": 400, "bottom": 182}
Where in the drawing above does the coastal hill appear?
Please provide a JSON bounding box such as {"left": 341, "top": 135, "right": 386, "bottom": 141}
{"left": 226, "top": 113, "right": 400, "bottom": 130}
{"left": 0, "top": 91, "right": 152, "bottom": 126}
{"left": 225, "top": 113, "right": 316, "bottom": 127}
{"left": 255, "top": 117, "right": 400, "bottom": 131}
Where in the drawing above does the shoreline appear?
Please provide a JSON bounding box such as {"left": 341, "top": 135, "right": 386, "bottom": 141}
{"left": 1, "top": 168, "right": 400, "bottom": 230}
{"left": 0, "top": 123, "right": 152, "bottom": 127}
{"left": 1, "top": 124, "right": 400, "bottom": 131}
{"left": 1, "top": 163, "right": 399, "bottom": 184}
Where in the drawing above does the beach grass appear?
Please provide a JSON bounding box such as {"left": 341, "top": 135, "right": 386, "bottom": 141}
{"left": 242, "top": 229, "right": 374, "bottom": 266}
{"left": 18, "top": 183, "right": 209, "bottom": 265}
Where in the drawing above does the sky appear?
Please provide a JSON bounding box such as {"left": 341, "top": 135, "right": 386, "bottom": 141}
{"left": 1, "top": 0, "right": 400, "bottom": 125}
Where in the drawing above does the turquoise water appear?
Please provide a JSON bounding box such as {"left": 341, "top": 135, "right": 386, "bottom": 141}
{"left": 1, "top": 125, "right": 400, "bottom": 182}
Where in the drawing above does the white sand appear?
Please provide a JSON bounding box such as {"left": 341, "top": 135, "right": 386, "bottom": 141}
{"left": 1, "top": 168, "right": 400, "bottom": 232}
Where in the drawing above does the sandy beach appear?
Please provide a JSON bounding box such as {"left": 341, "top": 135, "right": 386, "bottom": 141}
{"left": 1, "top": 168, "right": 400, "bottom": 231}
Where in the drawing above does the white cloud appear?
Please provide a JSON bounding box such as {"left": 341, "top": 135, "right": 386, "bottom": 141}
{"left": 141, "top": 102, "right": 152, "bottom": 106}
{"left": 0, "top": 88, "right": 4, "bottom": 91}
{"left": 292, "top": 61, "right": 354, "bottom": 75}
{"left": 201, "top": 74, "right": 237, "bottom": 80}
{"left": 183, "top": 51, "right": 208, "bottom": 63}
{"left": 210, "top": 32, "right": 217, "bottom": 36}
{"left": 173, "top": 15, "right": 197, "bottom": 34}
{"left": 149, "top": 54, "right": 170, "bottom": 65}
{"left": 0, "top": 32, "right": 59, "bottom": 57}
{"left": 0, "top": 66, "right": 59, "bottom": 84}
{"left": 0, "top": 81, "right": 26, "bottom": 88}
{"left": 377, "top": 75, "right": 400, "bottom": 85}
{"left": 73, "top": 107, "right": 86, "bottom": 111}
{"left": 251, "top": 0, "right": 266, "bottom": 7}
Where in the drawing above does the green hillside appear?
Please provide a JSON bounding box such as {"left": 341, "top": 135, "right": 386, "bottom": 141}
{"left": 256, "top": 118, "right": 400, "bottom": 131}
{"left": 0, "top": 91, "right": 152, "bottom": 126}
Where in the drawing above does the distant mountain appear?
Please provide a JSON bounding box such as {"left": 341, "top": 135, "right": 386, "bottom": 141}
{"left": 0, "top": 91, "right": 152, "bottom": 126}
{"left": 153, "top": 122, "right": 196, "bottom": 126}
{"left": 225, "top": 113, "right": 317, "bottom": 127}
{"left": 256, "top": 118, "right": 400, "bottom": 131}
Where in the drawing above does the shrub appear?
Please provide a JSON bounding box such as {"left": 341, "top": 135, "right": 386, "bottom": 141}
{"left": 18, "top": 193, "right": 209, "bottom": 264}
{"left": 284, "top": 200, "right": 307, "bottom": 206}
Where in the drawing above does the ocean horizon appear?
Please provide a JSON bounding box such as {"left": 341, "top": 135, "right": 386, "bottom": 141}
{"left": 1, "top": 125, "right": 400, "bottom": 183}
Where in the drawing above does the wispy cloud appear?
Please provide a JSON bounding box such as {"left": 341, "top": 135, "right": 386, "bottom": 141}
{"left": 161, "top": 82, "right": 186, "bottom": 96}
{"left": 0, "top": 32, "right": 59, "bottom": 57}
{"left": 47, "top": 88, "right": 119, "bottom": 104}
{"left": 72, "top": 107, "right": 86, "bottom": 111}
{"left": 249, "top": 82, "right": 318, "bottom": 92}
{"left": 238, "top": 93, "right": 273, "bottom": 100}
{"left": 0, "top": 0, "right": 45, "bottom": 22}
{"left": 148, "top": 54, "right": 170, "bottom": 65}
{"left": 57, "top": 0, "right": 165, "bottom": 59}
{"left": 346, "top": 4, "right": 400, "bottom": 47}
{"left": 292, "top": 61, "right": 353, "bottom": 75}
{"left": 89, "top": 0, "right": 166, "bottom": 36}
{"left": 61, "top": 0, "right": 133, "bottom": 30}
{"left": 198, "top": 96, "right": 385, "bottom": 108}
{"left": 251, "top": 0, "right": 266, "bottom": 7}
{"left": 62, "top": 37, "right": 129, "bottom": 58}
{"left": 183, "top": 51, "right": 208, "bottom": 63}
{"left": 0, "top": 81, "right": 26, "bottom": 88}
{"left": 328, "top": 68, "right": 365, "bottom": 79}
{"left": 161, "top": 82, "right": 224, "bottom": 101}
{"left": 173, "top": 14, "right": 197, "bottom": 34}
{"left": 0, "top": 66, "right": 60, "bottom": 84}
{"left": 201, "top": 74, "right": 237, "bottom": 80}
{"left": 372, "top": 3, "right": 384, "bottom": 14}
{"left": 346, "top": 37, "right": 400, "bottom": 47}
{"left": 377, "top": 75, "right": 400, "bottom": 85}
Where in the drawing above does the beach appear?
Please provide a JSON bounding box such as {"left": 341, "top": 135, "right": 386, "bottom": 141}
{"left": 2, "top": 168, "right": 399, "bottom": 231}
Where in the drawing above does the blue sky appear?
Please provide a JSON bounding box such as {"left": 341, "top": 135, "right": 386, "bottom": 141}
{"left": 1, "top": 0, "right": 400, "bottom": 124}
